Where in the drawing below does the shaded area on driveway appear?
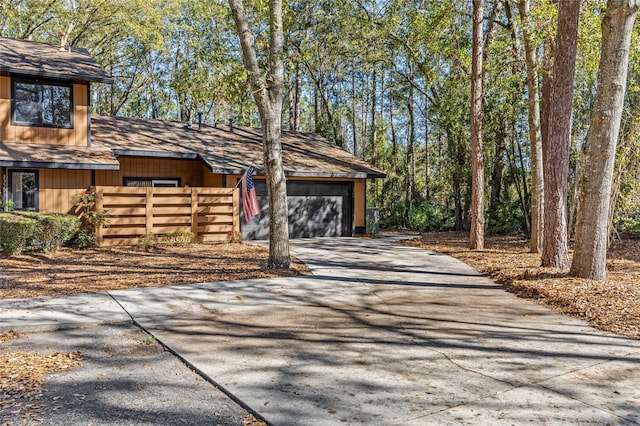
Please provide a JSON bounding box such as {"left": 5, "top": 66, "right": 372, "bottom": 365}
{"left": 0, "top": 323, "right": 253, "bottom": 426}
{"left": 109, "top": 237, "right": 640, "bottom": 425}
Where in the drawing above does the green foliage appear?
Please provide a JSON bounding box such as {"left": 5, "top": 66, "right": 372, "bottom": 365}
{"left": 162, "top": 230, "right": 195, "bottom": 246}
{"left": 380, "top": 200, "right": 453, "bottom": 232}
{"left": 408, "top": 202, "right": 454, "bottom": 232}
{"left": 71, "top": 190, "right": 108, "bottom": 249}
{"left": 0, "top": 214, "right": 37, "bottom": 255}
{"left": 0, "top": 212, "right": 80, "bottom": 255}
{"left": 73, "top": 231, "right": 97, "bottom": 250}
{"left": 0, "top": 200, "right": 13, "bottom": 211}
{"left": 487, "top": 200, "right": 527, "bottom": 236}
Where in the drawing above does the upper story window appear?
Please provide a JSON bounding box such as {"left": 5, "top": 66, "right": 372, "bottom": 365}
{"left": 12, "top": 79, "right": 73, "bottom": 128}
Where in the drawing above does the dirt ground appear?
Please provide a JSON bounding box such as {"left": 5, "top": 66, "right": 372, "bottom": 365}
{"left": 404, "top": 232, "right": 640, "bottom": 340}
{"left": 0, "top": 242, "right": 309, "bottom": 300}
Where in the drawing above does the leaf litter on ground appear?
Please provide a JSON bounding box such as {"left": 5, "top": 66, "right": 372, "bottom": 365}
{"left": 403, "top": 232, "right": 639, "bottom": 339}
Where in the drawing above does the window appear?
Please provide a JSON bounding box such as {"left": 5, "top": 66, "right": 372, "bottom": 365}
{"left": 12, "top": 79, "right": 72, "bottom": 128}
{"left": 123, "top": 177, "right": 180, "bottom": 187}
{"left": 9, "top": 170, "right": 38, "bottom": 211}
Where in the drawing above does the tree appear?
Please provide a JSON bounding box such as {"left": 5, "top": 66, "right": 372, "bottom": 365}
{"left": 470, "top": 0, "right": 485, "bottom": 250}
{"left": 229, "top": 0, "right": 291, "bottom": 269}
{"left": 571, "top": 0, "right": 639, "bottom": 280}
{"left": 516, "top": 0, "right": 544, "bottom": 254}
{"left": 541, "top": 0, "right": 580, "bottom": 268}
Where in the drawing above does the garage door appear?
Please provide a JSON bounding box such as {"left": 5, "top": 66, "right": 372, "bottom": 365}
{"left": 241, "top": 180, "right": 353, "bottom": 240}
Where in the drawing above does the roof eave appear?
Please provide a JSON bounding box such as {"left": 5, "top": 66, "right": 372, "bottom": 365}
{"left": 112, "top": 149, "right": 199, "bottom": 160}
{"left": 0, "top": 160, "right": 119, "bottom": 170}
{"left": 0, "top": 66, "right": 114, "bottom": 83}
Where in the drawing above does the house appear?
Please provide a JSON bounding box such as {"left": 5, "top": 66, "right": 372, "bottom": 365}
{"left": 0, "top": 36, "right": 385, "bottom": 244}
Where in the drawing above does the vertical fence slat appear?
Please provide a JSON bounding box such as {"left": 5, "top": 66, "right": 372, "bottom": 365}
{"left": 191, "top": 187, "right": 199, "bottom": 241}
{"left": 232, "top": 188, "right": 240, "bottom": 236}
{"left": 94, "top": 186, "right": 104, "bottom": 247}
{"left": 145, "top": 187, "right": 153, "bottom": 235}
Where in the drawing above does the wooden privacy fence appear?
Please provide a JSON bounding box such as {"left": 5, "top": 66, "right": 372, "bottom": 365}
{"left": 92, "top": 186, "right": 240, "bottom": 247}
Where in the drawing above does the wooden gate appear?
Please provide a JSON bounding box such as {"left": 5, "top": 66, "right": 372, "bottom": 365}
{"left": 92, "top": 186, "right": 239, "bottom": 247}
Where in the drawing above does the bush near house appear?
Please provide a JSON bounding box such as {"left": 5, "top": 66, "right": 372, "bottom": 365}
{"left": 0, "top": 212, "right": 80, "bottom": 255}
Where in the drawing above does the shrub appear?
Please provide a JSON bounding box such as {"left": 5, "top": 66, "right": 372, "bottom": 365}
{"left": 0, "top": 214, "right": 37, "bottom": 255}
{"left": 73, "top": 231, "right": 97, "bottom": 249}
{"left": 162, "top": 230, "right": 195, "bottom": 246}
{"left": 0, "top": 212, "right": 80, "bottom": 255}
{"left": 71, "top": 190, "right": 108, "bottom": 248}
{"left": 32, "top": 213, "right": 80, "bottom": 252}
{"left": 138, "top": 233, "right": 159, "bottom": 251}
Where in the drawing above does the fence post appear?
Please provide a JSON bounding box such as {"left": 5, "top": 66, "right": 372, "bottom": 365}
{"left": 191, "top": 187, "right": 199, "bottom": 241}
{"left": 94, "top": 186, "right": 104, "bottom": 247}
{"left": 232, "top": 188, "right": 240, "bottom": 236}
{"left": 145, "top": 187, "right": 153, "bottom": 235}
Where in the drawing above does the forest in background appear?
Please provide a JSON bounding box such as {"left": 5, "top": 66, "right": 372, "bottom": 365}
{"left": 2, "top": 0, "right": 639, "bottom": 239}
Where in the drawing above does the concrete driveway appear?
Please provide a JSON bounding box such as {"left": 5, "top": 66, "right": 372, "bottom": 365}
{"left": 106, "top": 237, "right": 640, "bottom": 425}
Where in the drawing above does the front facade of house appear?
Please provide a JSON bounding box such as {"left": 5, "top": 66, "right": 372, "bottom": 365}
{"left": 0, "top": 37, "right": 384, "bottom": 244}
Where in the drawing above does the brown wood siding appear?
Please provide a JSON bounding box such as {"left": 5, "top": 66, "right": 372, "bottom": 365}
{"left": 95, "top": 157, "right": 207, "bottom": 187}
{"left": 38, "top": 168, "right": 91, "bottom": 213}
{"left": 0, "top": 77, "right": 89, "bottom": 146}
{"left": 203, "top": 170, "right": 223, "bottom": 187}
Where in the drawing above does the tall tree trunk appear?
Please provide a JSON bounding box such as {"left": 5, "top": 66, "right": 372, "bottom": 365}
{"left": 405, "top": 83, "right": 416, "bottom": 227}
{"left": 516, "top": 0, "right": 544, "bottom": 253}
{"left": 229, "top": 0, "right": 290, "bottom": 269}
{"left": 287, "top": 61, "right": 300, "bottom": 131}
{"left": 571, "top": 0, "right": 638, "bottom": 280}
{"left": 470, "top": 0, "right": 485, "bottom": 250}
{"left": 488, "top": 132, "right": 506, "bottom": 225}
{"left": 541, "top": 0, "right": 579, "bottom": 269}
{"left": 424, "top": 90, "right": 430, "bottom": 200}
{"left": 293, "top": 61, "right": 301, "bottom": 131}
{"left": 370, "top": 68, "right": 377, "bottom": 166}
{"left": 389, "top": 94, "right": 398, "bottom": 173}
{"left": 351, "top": 72, "right": 358, "bottom": 156}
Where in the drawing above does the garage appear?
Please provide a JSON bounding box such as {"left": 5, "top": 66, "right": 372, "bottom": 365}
{"left": 241, "top": 180, "right": 354, "bottom": 240}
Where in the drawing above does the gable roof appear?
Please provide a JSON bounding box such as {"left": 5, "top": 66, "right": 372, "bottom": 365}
{"left": 0, "top": 37, "right": 112, "bottom": 83}
{"left": 90, "top": 115, "right": 386, "bottom": 179}
{"left": 0, "top": 141, "right": 119, "bottom": 170}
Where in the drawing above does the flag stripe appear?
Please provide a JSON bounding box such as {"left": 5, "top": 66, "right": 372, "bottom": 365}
{"left": 241, "top": 166, "right": 261, "bottom": 221}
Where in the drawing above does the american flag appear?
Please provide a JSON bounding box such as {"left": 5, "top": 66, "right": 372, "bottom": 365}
{"left": 241, "top": 166, "right": 261, "bottom": 221}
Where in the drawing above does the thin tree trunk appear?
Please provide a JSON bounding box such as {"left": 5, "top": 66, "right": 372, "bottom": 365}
{"left": 514, "top": 125, "right": 531, "bottom": 235}
{"left": 516, "top": 0, "right": 544, "bottom": 253}
{"left": 488, "top": 132, "right": 506, "bottom": 226}
{"left": 571, "top": 0, "right": 638, "bottom": 280}
{"left": 405, "top": 83, "right": 416, "bottom": 227}
{"left": 229, "top": 0, "right": 290, "bottom": 269}
{"left": 389, "top": 94, "right": 398, "bottom": 173}
{"left": 351, "top": 72, "right": 358, "bottom": 156}
{"left": 370, "top": 68, "right": 377, "bottom": 166}
{"left": 424, "top": 90, "right": 430, "bottom": 200}
{"left": 293, "top": 61, "right": 301, "bottom": 131}
{"left": 542, "top": 0, "right": 579, "bottom": 268}
{"left": 470, "top": 0, "right": 485, "bottom": 249}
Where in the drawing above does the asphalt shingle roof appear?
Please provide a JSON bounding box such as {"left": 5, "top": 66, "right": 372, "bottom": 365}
{"left": 0, "top": 141, "right": 119, "bottom": 169}
{"left": 0, "top": 37, "right": 112, "bottom": 83}
{"left": 91, "top": 115, "right": 386, "bottom": 179}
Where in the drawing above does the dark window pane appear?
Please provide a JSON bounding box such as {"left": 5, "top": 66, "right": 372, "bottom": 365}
{"left": 14, "top": 81, "right": 71, "bottom": 128}
{"left": 10, "top": 171, "right": 38, "bottom": 211}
